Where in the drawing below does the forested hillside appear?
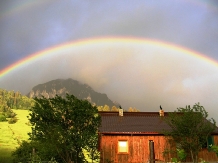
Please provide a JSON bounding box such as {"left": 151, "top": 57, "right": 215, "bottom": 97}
{"left": 0, "top": 87, "right": 139, "bottom": 113}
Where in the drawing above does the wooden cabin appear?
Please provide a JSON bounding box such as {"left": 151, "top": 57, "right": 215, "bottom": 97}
{"left": 98, "top": 110, "right": 218, "bottom": 163}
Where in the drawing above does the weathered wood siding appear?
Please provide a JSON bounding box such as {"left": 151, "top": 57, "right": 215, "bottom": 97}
{"left": 214, "top": 135, "right": 218, "bottom": 145}
{"left": 100, "top": 135, "right": 218, "bottom": 163}
{"left": 100, "top": 135, "right": 169, "bottom": 163}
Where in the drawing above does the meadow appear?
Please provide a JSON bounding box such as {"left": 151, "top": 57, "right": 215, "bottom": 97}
{"left": 0, "top": 109, "right": 31, "bottom": 163}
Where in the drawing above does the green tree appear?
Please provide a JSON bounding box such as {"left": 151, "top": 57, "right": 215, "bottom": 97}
{"left": 84, "top": 134, "right": 100, "bottom": 163}
{"left": 128, "top": 107, "right": 139, "bottom": 112}
{"left": 163, "top": 103, "right": 216, "bottom": 163}
{"left": 0, "top": 88, "right": 35, "bottom": 110}
{"left": 97, "top": 106, "right": 103, "bottom": 111}
{"left": 29, "top": 94, "right": 101, "bottom": 163}
{"left": 111, "top": 106, "right": 119, "bottom": 112}
{"left": 102, "top": 105, "right": 110, "bottom": 111}
{"left": 128, "top": 107, "right": 133, "bottom": 112}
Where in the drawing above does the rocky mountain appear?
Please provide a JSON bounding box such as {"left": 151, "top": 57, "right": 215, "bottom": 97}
{"left": 27, "top": 78, "right": 118, "bottom": 107}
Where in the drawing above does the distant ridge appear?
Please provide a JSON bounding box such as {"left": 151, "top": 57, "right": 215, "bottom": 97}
{"left": 27, "top": 78, "right": 119, "bottom": 107}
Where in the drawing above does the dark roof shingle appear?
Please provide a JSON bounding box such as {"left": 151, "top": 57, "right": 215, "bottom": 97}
{"left": 99, "top": 112, "right": 171, "bottom": 135}
{"left": 98, "top": 111, "right": 218, "bottom": 135}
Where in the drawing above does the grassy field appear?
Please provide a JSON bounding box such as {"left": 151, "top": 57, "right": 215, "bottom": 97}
{"left": 0, "top": 109, "right": 99, "bottom": 163}
{"left": 0, "top": 109, "right": 31, "bottom": 163}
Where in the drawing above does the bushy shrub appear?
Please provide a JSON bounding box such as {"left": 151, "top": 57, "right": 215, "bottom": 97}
{"left": 177, "top": 149, "right": 187, "bottom": 161}
{"left": 0, "top": 114, "right": 7, "bottom": 122}
{"left": 8, "top": 117, "right": 18, "bottom": 124}
{"left": 12, "top": 141, "right": 34, "bottom": 162}
{"left": 12, "top": 140, "right": 62, "bottom": 163}
{"left": 4, "top": 110, "right": 16, "bottom": 118}
{"left": 211, "top": 145, "right": 218, "bottom": 156}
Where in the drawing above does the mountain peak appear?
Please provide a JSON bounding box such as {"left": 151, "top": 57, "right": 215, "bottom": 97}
{"left": 27, "top": 78, "right": 118, "bottom": 107}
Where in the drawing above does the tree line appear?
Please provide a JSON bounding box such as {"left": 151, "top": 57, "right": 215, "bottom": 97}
{"left": 97, "top": 105, "right": 140, "bottom": 112}
{"left": 0, "top": 88, "right": 35, "bottom": 111}
{"left": 0, "top": 88, "right": 35, "bottom": 123}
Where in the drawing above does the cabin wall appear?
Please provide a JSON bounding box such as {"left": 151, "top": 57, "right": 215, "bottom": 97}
{"left": 214, "top": 135, "right": 218, "bottom": 145}
{"left": 100, "top": 135, "right": 218, "bottom": 163}
{"left": 100, "top": 135, "right": 170, "bottom": 163}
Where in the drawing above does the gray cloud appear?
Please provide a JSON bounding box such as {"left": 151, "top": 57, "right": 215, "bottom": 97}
{"left": 1, "top": 42, "right": 217, "bottom": 122}
{"left": 0, "top": 0, "right": 218, "bottom": 122}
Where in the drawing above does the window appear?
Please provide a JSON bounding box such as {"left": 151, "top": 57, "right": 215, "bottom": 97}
{"left": 207, "top": 136, "right": 214, "bottom": 151}
{"left": 202, "top": 136, "right": 214, "bottom": 149}
{"left": 207, "top": 136, "right": 214, "bottom": 147}
{"left": 118, "top": 140, "right": 128, "bottom": 153}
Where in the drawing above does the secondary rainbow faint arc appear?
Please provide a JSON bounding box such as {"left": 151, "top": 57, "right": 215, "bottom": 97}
{"left": 0, "top": 37, "right": 217, "bottom": 78}
{"left": 1, "top": 0, "right": 217, "bottom": 20}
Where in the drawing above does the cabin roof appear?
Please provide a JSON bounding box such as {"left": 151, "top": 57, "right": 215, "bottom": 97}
{"left": 98, "top": 111, "right": 218, "bottom": 135}
{"left": 98, "top": 111, "right": 170, "bottom": 135}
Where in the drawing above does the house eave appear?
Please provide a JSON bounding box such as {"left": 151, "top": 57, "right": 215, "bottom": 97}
{"left": 99, "top": 131, "right": 163, "bottom": 136}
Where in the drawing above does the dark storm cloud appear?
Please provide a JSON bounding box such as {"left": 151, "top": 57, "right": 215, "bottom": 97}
{"left": 1, "top": 0, "right": 218, "bottom": 71}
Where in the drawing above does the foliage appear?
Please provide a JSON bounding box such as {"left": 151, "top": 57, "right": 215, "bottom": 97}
{"left": 0, "top": 88, "right": 35, "bottom": 125}
{"left": 0, "top": 88, "right": 35, "bottom": 110}
{"left": 171, "top": 157, "right": 178, "bottom": 163}
{"left": 84, "top": 134, "right": 100, "bottom": 162}
{"left": 97, "top": 105, "right": 140, "bottom": 112}
{"left": 29, "top": 94, "right": 101, "bottom": 163}
{"left": 111, "top": 106, "right": 119, "bottom": 111}
{"left": 199, "top": 158, "right": 209, "bottom": 163}
{"left": 3, "top": 109, "right": 16, "bottom": 118}
{"left": 12, "top": 140, "right": 61, "bottom": 163}
{"left": 163, "top": 103, "right": 216, "bottom": 163}
{"left": 0, "top": 114, "right": 7, "bottom": 121}
{"left": 210, "top": 145, "right": 218, "bottom": 156}
{"left": 8, "top": 117, "right": 18, "bottom": 124}
{"left": 97, "top": 104, "right": 110, "bottom": 111}
{"left": 12, "top": 140, "right": 36, "bottom": 162}
{"left": 128, "top": 107, "right": 140, "bottom": 112}
{"left": 177, "top": 148, "right": 187, "bottom": 161}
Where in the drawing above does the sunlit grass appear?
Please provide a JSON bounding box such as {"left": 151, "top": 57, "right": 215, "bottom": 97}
{"left": 0, "top": 109, "right": 31, "bottom": 163}
{"left": 0, "top": 109, "right": 98, "bottom": 162}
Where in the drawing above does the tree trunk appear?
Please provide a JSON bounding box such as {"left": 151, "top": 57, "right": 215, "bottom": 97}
{"left": 190, "top": 150, "right": 194, "bottom": 163}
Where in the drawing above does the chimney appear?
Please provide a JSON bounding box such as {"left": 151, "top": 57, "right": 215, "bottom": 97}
{"left": 159, "top": 105, "right": 164, "bottom": 116}
{"left": 119, "top": 105, "right": 123, "bottom": 116}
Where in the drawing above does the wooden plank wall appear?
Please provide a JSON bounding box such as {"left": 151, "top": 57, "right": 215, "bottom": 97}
{"left": 100, "top": 135, "right": 169, "bottom": 163}
{"left": 100, "top": 135, "right": 218, "bottom": 163}
{"left": 214, "top": 135, "right": 218, "bottom": 145}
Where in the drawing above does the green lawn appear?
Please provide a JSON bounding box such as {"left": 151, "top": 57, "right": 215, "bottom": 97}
{"left": 0, "top": 109, "right": 31, "bottom": 163}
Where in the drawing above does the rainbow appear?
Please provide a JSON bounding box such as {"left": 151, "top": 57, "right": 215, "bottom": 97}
{"left": 0, "top": 37, "right": 218, "bottom": 78}
{"left": 0, "top": 1, "right": 47, "bottom": 20}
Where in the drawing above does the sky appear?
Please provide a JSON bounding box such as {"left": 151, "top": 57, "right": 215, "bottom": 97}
{"left": 0, "top": 0, "right": 218, "bottom": 122}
